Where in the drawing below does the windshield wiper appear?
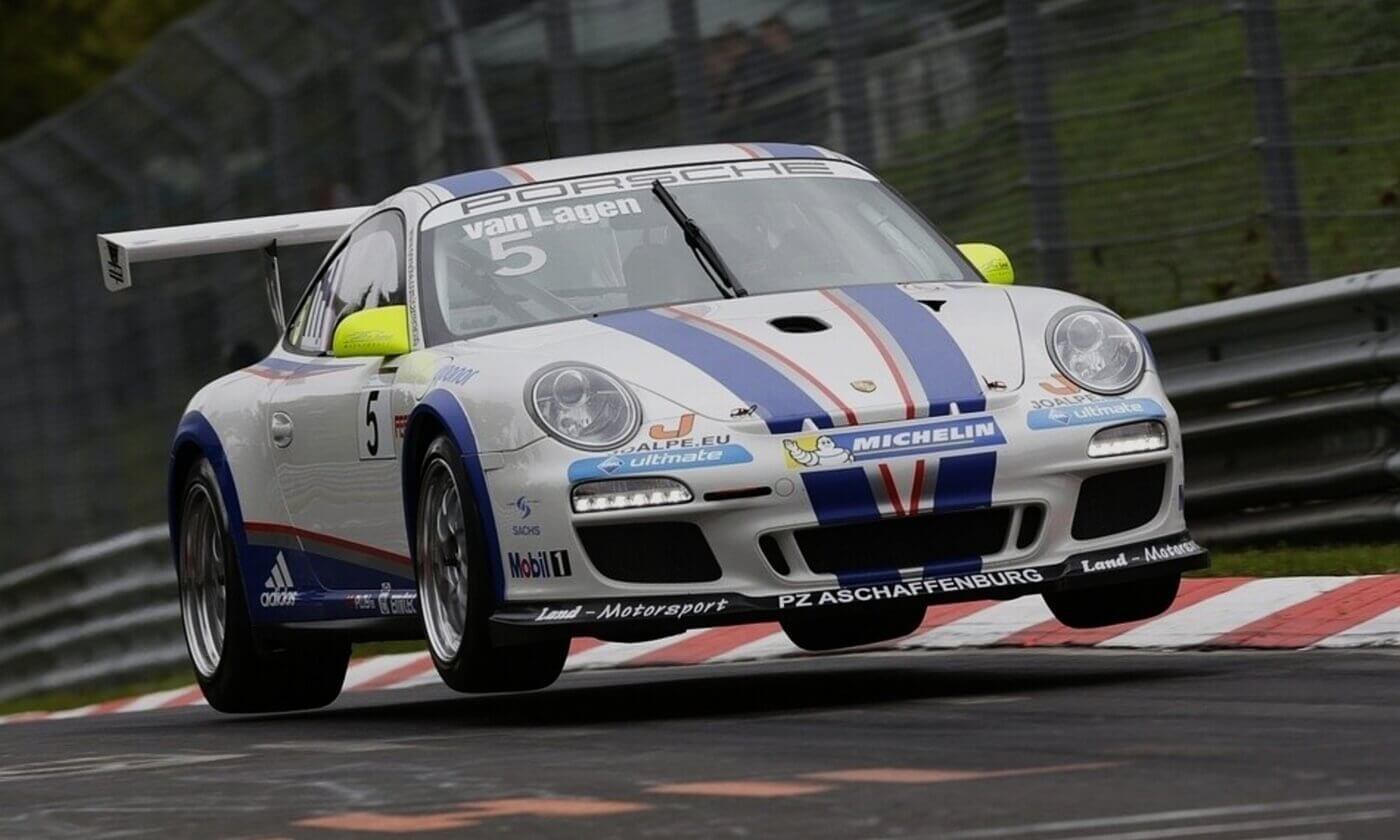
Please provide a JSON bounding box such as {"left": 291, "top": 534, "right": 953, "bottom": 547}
{"left": 650, "top": 180, "right": 748, "bottom": 298}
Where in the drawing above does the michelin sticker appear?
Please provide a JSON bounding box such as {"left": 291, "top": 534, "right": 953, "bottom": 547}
{"left": 568, "top": 443, "right": 753, "bottom": 482}
{"left": 1026, "top": 397, "right": 1165, "bottom": 430}
{"left": 783, "top": 416, "right": 1005, "bottom": 469}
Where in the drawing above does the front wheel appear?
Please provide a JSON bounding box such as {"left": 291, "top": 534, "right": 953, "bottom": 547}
{"left": 415, "top": 435, "right": 569, "bottom": 692}
{"left": 178, "top": 458, "right": 349, "bottom": 713}
{"left": 780, "top": 601, "right": 926, "bottom": 652}
{"left": 1043, "top": 573, "right": 1181, "bottom": 629}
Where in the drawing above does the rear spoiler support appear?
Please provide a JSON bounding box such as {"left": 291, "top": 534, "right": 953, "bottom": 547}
{"left": 97, "top": 206, "right": 371, "bottom": 327}
{"left": 263, "top": 242, "right": 286, "bottom": 332}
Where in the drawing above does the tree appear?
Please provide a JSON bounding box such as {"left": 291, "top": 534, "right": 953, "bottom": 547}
{"left": 0, "top": 0, "right": 206, "bottom": 140}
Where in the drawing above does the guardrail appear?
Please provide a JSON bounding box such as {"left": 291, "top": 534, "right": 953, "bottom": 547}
{"left": 0, "top": 526, "right": 181, "bottom": 704}
{"left": 1136, "top": 266, "right": 1400, "bottom": 546}
{"left": 2, "top": 268, "right": 1397, "bottom": 703}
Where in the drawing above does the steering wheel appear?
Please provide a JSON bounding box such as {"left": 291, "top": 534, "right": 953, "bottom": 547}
{"left": 446, "top": 252, "right": 580, "bottom": 320}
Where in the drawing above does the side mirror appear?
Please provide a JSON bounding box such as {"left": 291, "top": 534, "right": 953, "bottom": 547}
{"left": 332, "top": 305, "right": 411, "bottom": 358}
{"left": 957, "top": 243, "right": 1015, "bottom": 285}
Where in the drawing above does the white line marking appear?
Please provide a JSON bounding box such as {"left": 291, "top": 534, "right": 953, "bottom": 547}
{"left": 1100, "top": 577, "right": 1353, "bottom": 648}
{"left": 902, "top": 598, "right": 1052, "bottom": 648}
{"left": 938, "top": 792, "right": 1400, "bottom": 838}
{"left": 1062, "top": 810, "right": 1392, "bottom": 840}
{"left": 341, "top": 653, "right": 426, "bottom": 690}
{"left": 1314, "top": 605, "right": 1400, "bottom": 648}
{"left": 563, "top": 631, "right": 708, "bottom": 670}
{"left": 708, "top": 630, "right": 802, "bottom": 663}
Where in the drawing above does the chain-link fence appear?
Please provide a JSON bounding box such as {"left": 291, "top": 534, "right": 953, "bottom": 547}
{"left": 1, "top": 0, "right": 1397, "bottom": 567}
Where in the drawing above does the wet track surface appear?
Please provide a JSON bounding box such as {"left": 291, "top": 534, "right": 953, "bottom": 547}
{"left": 1, "top": 649, "right": 1397, "bottom": 839}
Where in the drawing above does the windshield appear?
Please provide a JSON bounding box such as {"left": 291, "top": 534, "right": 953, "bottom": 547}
{"left": 418, "top": 159, "right": 973, "bottom": 344}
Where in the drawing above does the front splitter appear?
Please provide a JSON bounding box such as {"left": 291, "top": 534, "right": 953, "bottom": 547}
{"left": 490, "top": 531, "right": 1208, "bottom": 643}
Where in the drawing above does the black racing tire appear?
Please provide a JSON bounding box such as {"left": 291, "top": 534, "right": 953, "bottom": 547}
{"left": 177, "top": 458, "right": 349, "bottom": 714}
{"left": 1044, "top": 572, "right": 1181, "bottom": 629}
{"left": 415, "top": 435, "right": 569, "bottom": 693}
{"left": 779, "top": 601, "right": 926, "bottom": 652}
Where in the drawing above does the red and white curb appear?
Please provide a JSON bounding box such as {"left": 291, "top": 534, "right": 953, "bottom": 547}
{"left": 5, "top": 575, "right": 1399, "bottom": 725}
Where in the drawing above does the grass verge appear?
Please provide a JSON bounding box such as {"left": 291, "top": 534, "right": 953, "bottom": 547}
{"left": 1195, "top": 544, "right": 1400, "bottom": 578}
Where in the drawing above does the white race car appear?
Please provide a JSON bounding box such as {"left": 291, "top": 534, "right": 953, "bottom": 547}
{"left": 100, "top": 143, "right": 1206, "bottom": 713}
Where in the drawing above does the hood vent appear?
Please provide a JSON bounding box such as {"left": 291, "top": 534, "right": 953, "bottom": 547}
{"left": 921, "top": 299, "right": 946, "bottom": 313}
{"left": 769, "top": 315, "right": 830, "bottom": 334}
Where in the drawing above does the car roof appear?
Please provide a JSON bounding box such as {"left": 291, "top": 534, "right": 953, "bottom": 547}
{"left": 416, "top": 142, "right": 853, "bottom": 203}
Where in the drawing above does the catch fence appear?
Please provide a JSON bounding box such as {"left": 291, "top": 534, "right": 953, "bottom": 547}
{"left": 1, "top": 0, "right": 1397, "bottom": 564}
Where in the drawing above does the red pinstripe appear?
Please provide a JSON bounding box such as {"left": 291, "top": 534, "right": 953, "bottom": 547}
{"left": 819, "top": 288, "right": 917, "bottom": 419}
{"left": 244, "top": 521, "right": 411, "bottom": 567}
{"left": 665, "top": 306, "right": 859, "bottom": 425}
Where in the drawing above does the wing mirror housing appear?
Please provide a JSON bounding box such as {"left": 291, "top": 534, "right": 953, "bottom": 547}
{"left": 957, "top": 243, "right": 1015, "bottom": 285}
{"left": 332, "top": 305, "right": 411, "bottom": 358}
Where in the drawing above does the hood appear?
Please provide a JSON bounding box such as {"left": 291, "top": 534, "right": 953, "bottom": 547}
{"left": 568, "top": 283, "right": 1025, "bottom": 433}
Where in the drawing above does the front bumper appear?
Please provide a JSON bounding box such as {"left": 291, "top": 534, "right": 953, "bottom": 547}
{"left": 490, "top": 530, "right": 1207, "bottom": 641}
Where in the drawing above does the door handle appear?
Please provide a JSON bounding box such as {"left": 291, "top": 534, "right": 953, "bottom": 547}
{"left": 270, "top": 412, "right": 294, "bottom": 448}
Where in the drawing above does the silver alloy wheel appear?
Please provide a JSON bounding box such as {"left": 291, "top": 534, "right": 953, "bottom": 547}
{"left": 418, "top": 458, "right": 469, "bottom": 663}
{"left": 180, "top": 484, "right": 227, "bottom": 679}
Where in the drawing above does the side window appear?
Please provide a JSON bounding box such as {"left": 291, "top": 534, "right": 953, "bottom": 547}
{"left": 285, "top": 211, "right": 406, "bottom": 354}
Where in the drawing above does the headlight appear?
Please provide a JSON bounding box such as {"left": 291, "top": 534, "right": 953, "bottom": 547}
{"left": 529, "top": 364, "right": 641, "bottom": 450}
{"left": 1047, "top": 308, "right": 1145, "bottom": 395}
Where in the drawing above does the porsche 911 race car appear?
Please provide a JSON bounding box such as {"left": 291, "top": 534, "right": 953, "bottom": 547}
{"left": 99, "top": 143, "right": 1207, "bottom": 713}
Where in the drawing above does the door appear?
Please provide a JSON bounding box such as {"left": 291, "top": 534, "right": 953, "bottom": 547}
{"left": 268, "top": 210, "right": 417, "bottom": 611}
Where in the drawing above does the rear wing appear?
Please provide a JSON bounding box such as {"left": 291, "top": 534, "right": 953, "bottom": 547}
{"left": 97, "top": 207, "right": 370, "bottom": 293}
{"left": 98, "top": 206, "right": 370, "bottom": 330}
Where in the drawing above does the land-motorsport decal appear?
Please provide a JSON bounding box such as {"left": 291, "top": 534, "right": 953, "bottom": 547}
{"left": 568, "top": 443, "right": 753, "bottom": 482}
{"left": 1026, "top": 397, "right": 1165, "bottom": 430}
{"left": 490, "top": 532, "right": 1205, "bottom": 628}
{"left": 783, "top": 416, "right": 1005, "bottom": 469}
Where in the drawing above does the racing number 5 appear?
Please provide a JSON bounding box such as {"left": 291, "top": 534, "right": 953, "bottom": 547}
{"left": 358, "top": 389, "right": 394, "bottom": 461}
{"left": 489, "top": 231, "right": 546, "bottom": 276}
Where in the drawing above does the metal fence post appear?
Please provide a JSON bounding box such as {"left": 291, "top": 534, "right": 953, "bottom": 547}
{"left": 827, "top": 0, "right": 875, "bottom": 163}
{"left": 668, "top": 0, "right": 708, "bottom": 144}
{"left": 1236, "top": 0, "right": 1311, "bottom": 285}
{"left": 1006, "top": 0, "right": 1070, "bottom": 289}
{"left": 430, "top": 0, "right": 505, "bottom": 170}
{"left": 543, "top": 0, "right": 591, "bottom": 157}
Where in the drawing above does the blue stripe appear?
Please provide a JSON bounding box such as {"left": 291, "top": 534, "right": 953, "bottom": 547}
{"left": 933, "top": 452, "right": 997, "bottom": 511}
{"left": 755, "top": 142, "right": 825, "bottom": 159}
{"left": 840, "top": 284, "right": 986, "bottom": 415}
{"left": 432, "top": 169, "right": 513, "bottom": 198}
{"left": 171, "top": 412, "right": 260, "bottom": 624}
{"left": 409, "top": 390, "right": 506, "bottom": 602}
{"left": 801, "top": 467, "right": 879, "bottom": 527}
{"left": 922, "top": 555, "right": 982, "bottom": 579}
{"left": 835, "top": 568, "right": 904, "bottom": 587}
{"left": 598, "top": 309, "right": 832, "bottom": 434}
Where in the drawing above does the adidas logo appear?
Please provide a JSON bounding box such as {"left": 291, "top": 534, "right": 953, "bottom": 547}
{"left": 260, "top": 552, "right": 298, "bottom": 607}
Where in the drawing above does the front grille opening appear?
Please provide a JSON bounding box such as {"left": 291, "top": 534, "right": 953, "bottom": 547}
{"left": 704, "top": 485, "right": 772, "bottom": 502}
{"left": 759, "top": 534, "right": 790, "bottom": 576}
{"left": 1016, "top": 505, "right": 1045, "bottom": 549}
{"left": 1071, "top": 464, "right": 1167, "bottom": 541}
{"left": 795, "top": 507, "right": 1011, "bottom": 576}
{"left": 578, "top": 522, "right": 721, "bottom": 584}
{"left": 769, "top": 315, "right": 829, "bottom": 333}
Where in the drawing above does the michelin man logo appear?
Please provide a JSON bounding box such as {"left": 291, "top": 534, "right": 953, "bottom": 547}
{"left": 783, "top": 435, "right": 854, "bottom": 468}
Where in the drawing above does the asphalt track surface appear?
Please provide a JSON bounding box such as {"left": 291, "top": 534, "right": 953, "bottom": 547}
{"left": 1, "top": 649, "right": 1398, "bottom": 839}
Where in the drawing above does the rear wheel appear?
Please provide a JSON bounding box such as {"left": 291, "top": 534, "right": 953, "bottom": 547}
{"left": 416, "top": 435, "right": 569, "bottom": 692}
{"left": 1044, "top": 573, "right": 1181, "bottom": 629}
{"left": 780, "top": 601, "right": 926, "bottom": 652}
{"left": 178, "top": 458, "right": 349, "bottom": 713}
